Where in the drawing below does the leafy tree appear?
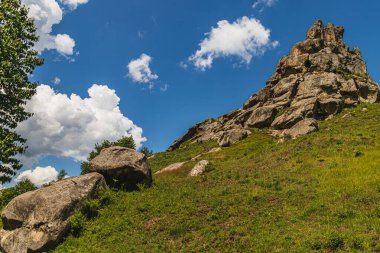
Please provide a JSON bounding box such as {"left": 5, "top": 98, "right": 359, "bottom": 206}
{"left": 81, "top": 136, "right": 135, "bottom": 174}
{"left": 139, "top": 146, "right": 153, "bottom": 157}
{"left": 57, "top": 169, "right": 68, "bottom": 181}
{"left": 0, "top": 0, "right": 43, "bottom": 183}
{"left": 0, "top": 179, "right": 36, "bottom": 207}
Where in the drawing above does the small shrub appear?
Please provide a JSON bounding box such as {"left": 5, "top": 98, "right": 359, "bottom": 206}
{"left": 352, "top": 237, "right": 364, "bottom": 250}
{"left": 70, "top": 212, "right": 86, "bottom": 237}
{"left": 204, "top": 163, "right": 215, "bottom": 173}
{"left": 310, "top": 241, "right": 323, "bottom": 250}
{"left": 98, "top": 188, "right": 113, "bottom": 207}
{"left": 140, "top": 146, "right": 153, "bottom": 157}
{"left": 82, "top": 199, "right": 100, "bottom": 219}
{"left": 327, "top": 234, "right": 344, "bottom": 251}
{"left": 354, "top": 150, "right": 363, "bottom": 157}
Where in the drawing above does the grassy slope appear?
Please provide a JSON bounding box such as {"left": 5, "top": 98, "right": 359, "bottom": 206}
{"left": 55, "top": 104, "right": 380, "bottom": 252}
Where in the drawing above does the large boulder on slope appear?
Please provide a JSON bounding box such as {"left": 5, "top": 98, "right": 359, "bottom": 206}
{"left": 218, "top": 129, "right": 251, "bottom": 147}
{"left": 283, "top": 118, "right": 319, "bottom": 139}
{"left": 0, "top": 173, "right": 107, "bottom": 253}
{"left": 90, "top": 146, "right": 152, "bottom": 190}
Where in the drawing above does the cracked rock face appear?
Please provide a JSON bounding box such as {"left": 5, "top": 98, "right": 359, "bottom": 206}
{"left": 168, "top": 20, "right": 379, "bottom": 151}
{"left": 0, "top": 173, "right": 107, "bottom": 253}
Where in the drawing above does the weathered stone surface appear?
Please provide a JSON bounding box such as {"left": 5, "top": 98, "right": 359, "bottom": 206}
{"left": 218, "top": 129, "right": 251, "bottom": 147}
{"left": 90, "top": 146, "right": 152, "bottom": 190}
{"left": 168, "top": 20, "right": 379, "bottom": 150}
{"left": 0, "top": 173, "right": 106, "bottom": 253}
{"left": 189, "top": 160, "right": 209, "bottom": 177}
{"left": 154, "top": 162, "right": 186, "bottom": 175}
{"left": 282, "top": 118, "right": 319, "bottom": 139}
{"left": 245, "top": 106, "right": 277, "bottom": 128}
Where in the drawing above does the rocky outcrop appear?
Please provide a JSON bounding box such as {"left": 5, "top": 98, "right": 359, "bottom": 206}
{"left": 189, "top": 160, "right": 209, "bottom": 177}
{"left": 154, "top": 162, "right": 186, "bottom": 175}
{"left": 168, "top": 20, "right": 379, "bottom": 151}
{"left": 0, "top": 173, "right": 106, "bottom": 253}
{"left": 90, "top": 146, "right": 152, "bottom": 190}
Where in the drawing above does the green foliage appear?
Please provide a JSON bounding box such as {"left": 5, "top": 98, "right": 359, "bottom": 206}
{"left": 98, "top": 188, "right": 113, "bottom": 207}
{"left": 82, "top": 199, "right": 100, "bottom": 219}
{"left": 68, "top": 189, "right": 113, "bottom": 238}
{"left": 327, "top": 234, "right": 345, "bottom": 251}
{"left": 70, "top": 211, "right": 86, "bottom": 237}
{"left": 55, "top": 104, "right": 380, "bottom": 252}
{"left": 57, "top": 169, "right": 68, "bottom": 181}
{"left": 139, "top": 146, "right": 153, "bottom": 157}
{"left": 81, "top": 136, "right": 135, "bottom": 175}
{"left": 0, "top": 179, "right": 36, "bottom": 207}
{"left": 0, "top": 0, "right": 43, "bottom": 182}
{"left": 113, "top": 136, "right": 136, "bottom": 150}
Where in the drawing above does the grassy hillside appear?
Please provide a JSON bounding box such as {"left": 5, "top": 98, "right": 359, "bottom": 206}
{"left": 55, "top": 103, "right": 380, "bottom": 252}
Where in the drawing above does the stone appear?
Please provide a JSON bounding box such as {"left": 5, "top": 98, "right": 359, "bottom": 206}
{"left": 189, "top": 160, "right": 209, "bottom": 177}
{"left": 218, "top": 129, "right": 251, "bottom": 147}
{"left": 283, "top": 118, "right": 319, "bottom": 139}
{"left": 154, "top": 162, "right": 186, "bottom": 175}
{"left": 318, "top": 98, "right": 342, "bottom": 115}
{"left": 207, "top": 147, "right": 222, "bottom": 154}
{"left": 168, "top": 20, "right": 379, "bottom": 151}
{"left": 0, "top": 173, "right": 106, "bottom": 253}
{"left": 90, "top": 146, "right": 152, "bottom": 190}
{"left": 271, "top": 98, "right": 317, "bottom": 129}
{"left": 245, "top": 106, "right": 277, "bottom": 128}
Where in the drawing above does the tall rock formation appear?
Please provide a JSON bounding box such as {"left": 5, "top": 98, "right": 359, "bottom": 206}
{"left": 168, "top": 20, "right": 379, "bottom": 151}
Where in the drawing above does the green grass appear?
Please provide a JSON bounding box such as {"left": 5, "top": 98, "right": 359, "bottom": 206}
{"left": 54, "top": 103, "right": 380, "bottom": 252}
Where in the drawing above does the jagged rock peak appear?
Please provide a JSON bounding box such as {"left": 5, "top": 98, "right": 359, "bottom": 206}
{"left": 167, "top": 20, "right": 379, "bottom": 151}
{"left": 306, "top": 20, "right": 344, "bottom": 44}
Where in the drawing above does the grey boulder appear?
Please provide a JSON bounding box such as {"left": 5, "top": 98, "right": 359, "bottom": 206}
{"left": 283, "top": 118, "right": 319, "bottom": 139}
{"left": 189, "top": 160, "right": 209, "bottom": 177}
{"left": 0, "top": 173, "right": 106, "bottom": 253}
{"left": 90, "top": 146, "right": 152, "bottom": 190}
{"left": 218, "top": 129, "right": 251, "bottom": 147}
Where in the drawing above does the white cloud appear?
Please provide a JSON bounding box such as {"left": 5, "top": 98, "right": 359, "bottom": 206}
{"left": 53, "top": 77, "right": 61, "bottom": 85}
{"left": 22, "top": 0, "right": 85, "bottom": 56}
{"left": 189, "top": 16, "right": 278, "bottom": 70}
{"left": 55, "top": 34, "right": 75, "bottom": 55}
{"left": 252, "top": 0, "right": 278, "bottom": 9}
{"left": 59, "top": 0, "right": 88, "bottom": 10}
{"left": 128, "top": 54, "right": 159, "bottom": 84}
{"left": 16, "top": 84, "right": 147, "bottom": 163}
{"left": 15, "top": 166, "right": 58, "bottom": 187}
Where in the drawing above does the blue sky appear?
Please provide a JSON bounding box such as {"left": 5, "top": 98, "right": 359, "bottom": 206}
{"left": 12, "top": 0, "right": 380, "bottom": 185}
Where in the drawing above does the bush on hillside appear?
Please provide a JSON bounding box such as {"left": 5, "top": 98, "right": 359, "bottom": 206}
{"left": 139, "top": 146, "right": 153, "bottom": 157}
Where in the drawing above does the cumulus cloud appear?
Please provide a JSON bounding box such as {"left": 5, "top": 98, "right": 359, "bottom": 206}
{"left": 16, "top": 84, "right": 147, "bottom": 163}
{"left": 59, "top": 0, "right": 88, "bottom": 10}
{"left": 128, "top": 54, "right": 159, "bottom": 84}
{"left": 54, "top": 34, "right": 75, "bottom": 55}
{"left": 22, "top": 0, "right": 85, "bottom": 55}
{"left": 189, "top": 16, "right": 278, "bottom": 70}
{"left": 15, "top": 166, "right": 58, "bottom": 187}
